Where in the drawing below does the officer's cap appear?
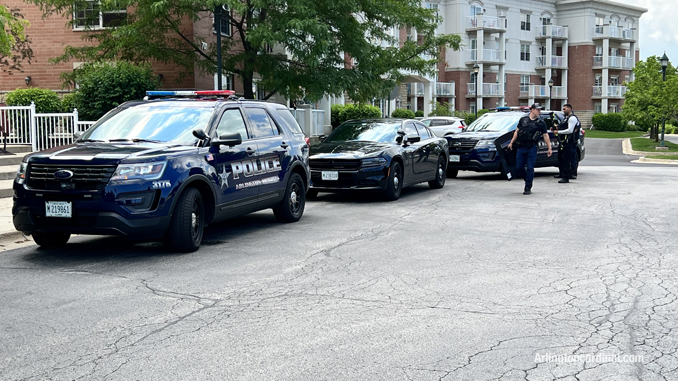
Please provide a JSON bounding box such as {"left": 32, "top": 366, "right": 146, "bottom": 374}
{"left": 530, "top": 103, "right": 543, "bottom": 110}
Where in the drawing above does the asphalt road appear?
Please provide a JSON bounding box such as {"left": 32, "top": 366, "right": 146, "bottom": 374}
{"left": 2, "top": 138, "right": 677, "bottom": 380}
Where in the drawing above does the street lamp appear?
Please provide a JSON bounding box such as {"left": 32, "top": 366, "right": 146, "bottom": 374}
{"left": 660, "top": 52, "right": 669, "bottom": 147}
{"left": 473, "top": 63, "right": 479, "bottom": 118}
{"left": 548, "top": 78, "right": 554, "bottom": 110}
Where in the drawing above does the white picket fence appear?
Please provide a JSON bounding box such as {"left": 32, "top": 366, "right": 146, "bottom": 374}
{"left": 0, "top": 102, "right": 95, "bottom": 152}
{"left": 291, "top": 108, "right": 325, "bottom": 136}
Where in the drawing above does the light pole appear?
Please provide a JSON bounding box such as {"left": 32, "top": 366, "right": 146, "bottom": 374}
{"left": 473, "top": 63, "right": 479, "bottom": 118}
{"left": 660, "top": 52, "right": 669, "bottom": 147}
{"left": 548, "top": 78, "right": 554, "bottom": 110}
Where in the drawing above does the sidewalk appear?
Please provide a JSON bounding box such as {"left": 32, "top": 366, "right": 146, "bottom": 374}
{"left": 0, "top": 197, "right": 22, "bottom": 241}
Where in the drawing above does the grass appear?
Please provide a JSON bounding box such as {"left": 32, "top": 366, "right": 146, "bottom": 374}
{"left": 585, "top": 130, "right": 646, "bottom": 139}
{"left": 631, "top": 137, "right": 678, "bottom": 152}
{"left": 645, "top": 155, "right": 678, "bottom": 160}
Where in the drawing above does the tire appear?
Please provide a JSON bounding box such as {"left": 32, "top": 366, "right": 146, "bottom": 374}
{"left": 32, "top": 232, "right": 70, "bottom": 248}
{"left": 383, "top": 161, "right": 403, "bottom": 201}
{"left": 273, "top": 173, "right": 305, "bottom": 223}
{"left": 428, "top": 156, "right": 447, "bottom": 189}
{"left": 306, "top": 188, "right": 319, "bottom": 199}
{"left": 446, "top": 168, "right": 458, "bottom": 178}
{"left": 168, "top": 188, "right": 204, "bottom": 252}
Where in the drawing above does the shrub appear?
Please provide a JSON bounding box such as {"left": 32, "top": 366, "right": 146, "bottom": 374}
{"left": 592, "top": 113, "right": 625, "bottom": 132}
{"left": 429, "top": 102, "right": 453, "bottom": 117}
{"left": 391, "top": 109, "right": 415, "bottom": 119}
{"left": 61, "top": 93, "right": 77, "bottom": 113}
{"left": 5, "top": 88, "right": 62, "bottom": 113}
{"left": 464, "top": 109, "right": 490, "bottom": 126}
{"left": 664, "top": 124, "right": 677, "bottom": 134}
{"left": 331, "top": 104, "right": 345, "bottom": 128}
{"left": 71, "top": 62, "right": 159, "bottom": 121}
{"left": 337, "top": 104, "right": 381, "bottom": 123}
{"left": 414, "top": 110, "right": 424, "bottom": 117}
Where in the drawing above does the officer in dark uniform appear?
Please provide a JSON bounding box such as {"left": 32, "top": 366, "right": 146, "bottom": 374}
{"left": 508, "top": 103, "right": 552, "bottom": 195}
{"left": 553, "top": 103, "right": 580, "bottom": 183}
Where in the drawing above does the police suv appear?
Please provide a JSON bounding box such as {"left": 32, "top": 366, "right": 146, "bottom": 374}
{"left": 13, "top": 91, "right": 310, "bottom": 252}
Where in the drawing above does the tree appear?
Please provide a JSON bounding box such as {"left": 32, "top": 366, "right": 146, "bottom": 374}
{"left": 28, "top": 0, "right": 461, "bottom": 101}
{"left": 0, "top": 6, "right": 34, "bottom": 74}
{"left": 623, "top": 55, "right": 677, "bottom": 136}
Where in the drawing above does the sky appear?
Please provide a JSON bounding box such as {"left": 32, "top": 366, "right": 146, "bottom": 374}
{"left": 614, "top": 0, "right": 677, "bottom": 63}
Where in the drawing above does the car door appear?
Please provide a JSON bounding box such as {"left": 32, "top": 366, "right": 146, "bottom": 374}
{"left": 210, "top": 106, "right": 259, "bottom": 210}
{"left": 243, "top": 107, "right": 288, "bottom": 205}
{"left": 403, "top": 122, "right": 428, "bottom": 181}
{"left": 414, "top": 122, "right": 439, "bottom": 177}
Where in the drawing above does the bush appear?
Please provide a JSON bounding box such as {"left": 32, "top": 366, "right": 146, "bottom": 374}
{"left": 331, "top": 104, "right": 345, "bottom": 128}
{"left": 61, "top": 93, "right": 76, "bottom": 113}
{"left": 429, "top": 102, "right": 453, "bottom": 117}
{"left": 391, "top": 109, "right": 415, "bottom": 119}
{"left": 665, "top": 124, "right": 677, "bottom": 134}
{"left": 71, "top": 62, "right": 159, "bottom": 121}
{"left": 464, "top": 109, "right": 491, "bottom": 126}
{"left": 414, "top": 110, "right": 424, "bottom": 117}
{"left": 5, "top": 88, "right": 62, "bottom": 113}
{"left": 592, "top": 113, "right": 625, "bottom": 132}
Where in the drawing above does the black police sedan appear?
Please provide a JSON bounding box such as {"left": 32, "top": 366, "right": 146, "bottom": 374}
{"left": 308, "top": 119, "right": 448, "bottom": 200}
{"left": 13, "top": 91, "right": 310, "bottom": 252}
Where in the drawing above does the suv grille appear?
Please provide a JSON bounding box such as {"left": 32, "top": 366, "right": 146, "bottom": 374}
{"left": 27, "top": 164, "right": 117, "bottom": 191}
{"left": 448, "top": 139, "right": 478, "bottom": 151}
{"left": 310, "top": 159, "right": 361, "bottom": 171}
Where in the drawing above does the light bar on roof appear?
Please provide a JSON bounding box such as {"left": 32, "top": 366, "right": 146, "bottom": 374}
{"left": 146, "top": 90, "right": 236, "bottom": 98}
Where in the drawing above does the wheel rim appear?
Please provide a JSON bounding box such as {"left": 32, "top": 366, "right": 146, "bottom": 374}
{"left": 191, "top": 200, "right": 201, "bottom": 242}
{"left": 290, "top": 183, "right": 301, "bottom": 215}
{"left": 393, "top": 166, "right": 401, "bottom": 196}
{"left": 438, "top": 160, "right": 444, "bottom": 179}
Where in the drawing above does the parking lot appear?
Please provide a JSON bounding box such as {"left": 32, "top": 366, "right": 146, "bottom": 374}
{"left": 2, "top": 139, "right": 678, "bottom": 380}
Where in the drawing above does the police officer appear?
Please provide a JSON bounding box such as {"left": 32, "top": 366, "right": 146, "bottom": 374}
{"left": 508, "top": 103, "right": 552, "bottom": 195}
{"left": 553, "top": 103, "right": 580, "bottom": 183}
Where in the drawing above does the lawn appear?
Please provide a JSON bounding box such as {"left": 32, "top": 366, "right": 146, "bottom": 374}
{"left": 585, "top": 130, "right": 646, "bottom": 139}
{"left": 645, "top": 155, "right": 678, "bottom": 160}
{"left": 631, "top": 137, "right": 678, "bottom": 152}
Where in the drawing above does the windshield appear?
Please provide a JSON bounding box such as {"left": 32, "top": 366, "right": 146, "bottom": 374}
{"left": 325, "top": 121, "right": 401, "bottom": 143}
{"left": 79, "top": 104, "right": 214, "bottom": 144}
{"left": 464, "top": 114, "right": 523, "bottom": 132}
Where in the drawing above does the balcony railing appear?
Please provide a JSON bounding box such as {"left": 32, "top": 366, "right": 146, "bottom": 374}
{"left": 593, "top": 26, "right": 635, "bottom": 40}
{"left": 469, "top": 49, "right": 502, "bottom": 62}
{"left": 592, "top": 56, "right": 634, "bottom": 69}
{"left": 552, "top": 86, "right": 567, "bottom": 98}
{"left": 538, "top": 25, "right": 568, "bottom": 38}
{"left": 593, "top": 85, "right": 627, "bottom": 97}
{"left": 407, "top": 83, "right": 425, "bottom": 96}
{"left": 467, "top": 83, "right": 502, "bottom": 96}
{"left": 466, "top": 15, "right": 506, "bottom": 30}
{"left": 435, "top": 82, "right": 455, "bottom": 97}
{"left": 467, "top": 83, "right": 476, "bottom": 96}
{"left": 536, "top": 55, "right": 567, "bottom": 68}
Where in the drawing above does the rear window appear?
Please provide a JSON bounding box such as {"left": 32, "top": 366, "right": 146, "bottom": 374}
{"left": 276, "top": 109, "right": 305, "bottom": 135}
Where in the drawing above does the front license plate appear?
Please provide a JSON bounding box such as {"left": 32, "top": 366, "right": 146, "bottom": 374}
{"left": 45, "top": 201, "right": 72, "bottom": 218}
{"left": 321, "top": 171, "right": 339, "bottom": 181}
{"left": 449, "top": 155, "right": 460, "bottom": 162}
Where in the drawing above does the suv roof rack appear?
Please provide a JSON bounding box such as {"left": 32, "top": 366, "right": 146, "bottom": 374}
{"left": 144, "top": 90, "right": 238, "bottom": 101}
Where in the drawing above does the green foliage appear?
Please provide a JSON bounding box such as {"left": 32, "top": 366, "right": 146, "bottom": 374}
{"left": 331, "top": 104, "right": 345, "bottom": 128}
{"left": 414, "top": 110, "right": 424, "bottom": 117}
{"left": 623, "top": 55, "right": 678, "bottom": 132}
{"left": 391, "top": 109, "right": 415, "bottom": 119}
{"left": 464, "top": 109, "right": 490, "bottom": 126}
{"left": 0, "top": 7, "right": 33, "bottom": 74}
{"left": 664, "top": 124, "right": 677, "bottom": 134}
{"left": 61, "top": 93, "right": 76, "bottom": 112}
{"left": 27, "top": 0, "right": 462, "bottom": 102}
{"left": 337, "top": 104, "right": 382, "bottom": 124}
{"left": 592, "top": 113, "right": 625, "bottom": 132}
{"left": 428, "top": 101, "right": 453, "bottom": 117}
{"left": 5, "top": 87, "right": 62, "bottom": 113}
{"left": 69, "top": 62, "right": 158, "bottom": 121}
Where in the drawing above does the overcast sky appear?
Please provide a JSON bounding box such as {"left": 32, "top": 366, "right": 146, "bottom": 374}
{"left": 614, "top": 0, "right": 677, "bottom": 63}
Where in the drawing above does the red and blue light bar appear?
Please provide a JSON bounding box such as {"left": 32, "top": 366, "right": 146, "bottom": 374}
{"left": 146, "top": 90, "right": 235, "bottom": 98}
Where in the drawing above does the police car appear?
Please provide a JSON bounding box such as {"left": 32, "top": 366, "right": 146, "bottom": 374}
{"left": 12, "top": 91, "right": 310, "bottom": 252}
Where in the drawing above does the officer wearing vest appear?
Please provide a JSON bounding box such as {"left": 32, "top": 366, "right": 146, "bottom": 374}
{"left": 508, "top": 103, "right": 552, "bottom": 195}
{"left": 553, "top": 103, "right": 580, "bottom": 183}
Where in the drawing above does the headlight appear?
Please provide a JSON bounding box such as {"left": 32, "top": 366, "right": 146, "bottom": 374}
{"left": 110, "top": 161, "right": 167, "bottom": 182}
{"left": 475, "top": 140, "right": 497, "bottom": 151}
{"left": 15, "top": 162, "right": 27, "bottom": 184}
{"left": 361, "top": 157, "right": 387, "bottom": 168}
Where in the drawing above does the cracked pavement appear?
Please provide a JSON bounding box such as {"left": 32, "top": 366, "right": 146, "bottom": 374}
{"left": 1, "top": 139, "right": 677, "bottom": 380}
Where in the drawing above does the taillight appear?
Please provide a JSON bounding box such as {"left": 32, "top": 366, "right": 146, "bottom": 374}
{"left": 305, "top": 137, "right": 310, "bottom": 146}
{"left": 581, "top": 130, "right": 585, "bottom": 136}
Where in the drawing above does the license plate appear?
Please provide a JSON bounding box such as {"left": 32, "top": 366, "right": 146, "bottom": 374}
{"left": 45, "top": 201, "right": 72, "bottom": 218}
{"left": 449, "top": 155, "right": 460, "bottom": 162}
{"left": 321, "top": 171, "right": 339, "bottom": 181}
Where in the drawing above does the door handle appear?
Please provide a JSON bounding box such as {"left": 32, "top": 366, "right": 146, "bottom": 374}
{"left": 280, "top": 142, "right": 289, "bottom": 149}
{"left": 246, "top": 147, "right": 256, "bottom": 155}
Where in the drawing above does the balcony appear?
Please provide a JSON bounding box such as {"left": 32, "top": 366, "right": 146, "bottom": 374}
{"left": 465, "top": 15, "right": 507, "bottom": 32}
{"left": 467, "top": 49, "right": 504, "bottom": 65}
{"left": 536, "top": 55, "right": 568, "bottom": 69}
{"left": 407, "top": 83, "right": 424, "bottom": 96}
{"left": 467, "top": 83, "right": 502, "bottom": 97}
{"left": 435, "top": 82, "right": 455, "bottom": 97}
{"left": 537, "top": 25, "right": 568, "bottom": 39}
{"left": 519, "top": 85, "right": 566, "bottom": 99}
{"left": 592, "top": 56, "right": 634, "bottom": 70}
{"left": 592, "top": 85, "right": 627, "bottom": 98}
{"left": 593, "top": 26, "right": 636, "bottom": 41}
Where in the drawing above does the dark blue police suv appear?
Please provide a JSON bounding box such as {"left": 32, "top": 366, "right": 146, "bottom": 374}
{"left": 13, "top": 91, "right": 310, "bottom": 252}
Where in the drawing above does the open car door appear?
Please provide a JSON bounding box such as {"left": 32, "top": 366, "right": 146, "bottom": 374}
{"left": 494, "top": 131, "right": 516, "bottom": 180}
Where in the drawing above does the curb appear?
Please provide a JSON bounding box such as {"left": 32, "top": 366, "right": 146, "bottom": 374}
{"left": 0, "top": 230, "right": 29, "bottom": 243}
{"left": 623, "top": 138, "right": 678, "bottom": 164}
{"left": 634, "top": 157, "right": 678, "bottom": 165}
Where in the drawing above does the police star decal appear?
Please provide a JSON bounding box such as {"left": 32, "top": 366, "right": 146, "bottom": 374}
{"left": 218, "top": 165, "right": 231, "bottom": 189}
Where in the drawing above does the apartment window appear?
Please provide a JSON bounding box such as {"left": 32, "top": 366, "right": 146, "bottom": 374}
{"left": 595, "top": 46, "right": 603, "bottom": 56}
{"left": 625, "top": 75, "right": 630, "bottom": 83}
{"left": 470, "top": 5, "right": 482, "bottom": 16}
{"left": 610, "top": 48, "right": 620, "bottom": 57}
{"left": 213, "top": 5, "right": 231, "bottom": 36}
{"left": 520, "top": 75, "right": 530, "bottom": 93}
{"left": 214, "top": 73, "right": 234, "bottom": 91}
{"left": 596, "top": 16, "right": 605, "bottom": 26}
{"left": 595, "top": 103, "right": 602, "bottom": 113}
{"left": 610, "top": 76, "right": 619, "bottom": 86}
{"left": 425, "top": 3, "right": 439, "bottom": 17}
{"left": 73, "top": 1, "right": 127, "bottom": 29}
{"left": 498, "top": 9, "right": 508, "bottom": 28}
{"left": 521, "top": 14, "right": 531, "bottom": 31}
{"left": 542, "top": 17, "right": 551, "bottom": 26}
{"left": 609, "top": 104, "right": 618, "bottom": 113}
{"left": 520, "top": 44, "right": 530, "bottom": 61}
{"left": 539, "top": 45, "right": 546, "bottom": 56}
{"left": 595, "top": 75, "right": 602, "bottom": 86}
{"left": 470, "top": 102, "right": 477, "bottom": 114}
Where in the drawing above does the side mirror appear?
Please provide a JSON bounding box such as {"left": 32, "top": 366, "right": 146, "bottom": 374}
{"left": 192, "top": 128, "right": 208, "bottom": 140}
{"left": 73, "top": 130, "right": 84, "bottom": 140}
{"left": 318, "top": 135, "right": 327, "bottom": 142}
{"left": 406, "top": 135, "right": 421, "bottom": 143}
{"left": 211, "top": 132, "right": 242, "bottom": 147}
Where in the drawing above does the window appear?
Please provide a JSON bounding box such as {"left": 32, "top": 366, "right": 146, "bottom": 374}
{"left": 470, "top": 39, "right": 477, "bottom": 60}
{"left": 521, "top": 14, "right": 531, "bottom": 31}
{"left": 595, "top": 103, "right": 602, "bottom": 113}
{"left": 542, "top": 17, "right": 551, "bottom": 26}
{"left": 470, "top": 102, "right": 477, "bottom": 114}
{"left": 625, "top": 75, "right": 630, "bottom": 83}
{"left": 610, "top": 76, "right": 619, "bottom": 86}
{"left": 425, "top": 3, "right": 439, "bottom": 17}
{"left": 73, "top": 1, "right": 126, "bottom": 29}
{"left": 610, "top": 48, "right": 620, "bottom": 57}
{"left": 415, "top": 124, "right": 431, "bottom": 139}
{"left": 213, "top": 5, "right": 231, "bottom": 36}
{"left": 595, "top": 16, "right": 605, "bottom": 26}
{"left": 520, "top": 44, "right": 530, "bottom": 61}
{"left": 497, "top": 8, "right": 508, "bottom": 28}
{"left": 520, "top": 75, "right": 530, "bottom": 85}
{"left": 609, "top": 104, "right": 618, "bottom": 113}
{"left": 217, "top": 108, "right": 249, "bottom": 140}
{"left": 404, "top": 123, "right": 419, "bottom": 137}
{"left": 245, "top": 108, "right": 279, "bottom": 138}
{"left": 595, "top": 46, "right": 603, "bottom": 56}
{"left": 595, "top": 75, "right": 602, "bottom": 86}
{"left": 214, "top": 73, "right": 234, "bottom": 91}
{"left": 275, "top": 109, "right": 304, "bottom": 135}
{"left": 470, "top": 5, "right": 482, "bottom": 16}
